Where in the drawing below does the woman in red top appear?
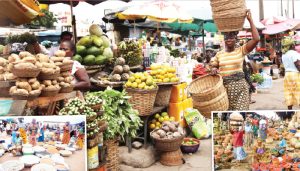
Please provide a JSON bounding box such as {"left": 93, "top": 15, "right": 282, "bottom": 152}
{"left": 230, "top": 124, "right": 247, "bottom": 162}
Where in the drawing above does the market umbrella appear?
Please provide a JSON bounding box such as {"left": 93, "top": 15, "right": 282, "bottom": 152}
{"left": 262, "top": 19, "right": 300, "bottom": 35}
{"left": 0, "top": 0, "right": 42, "bottom": 26}
{"left": 203, "top": 22, "right": 218, "bottom": 33}
{"left": 261, "top": 16, "right": 287, "bottom": 26}
{"left": 121, "top": 0, "right": 193, "bottom": 24}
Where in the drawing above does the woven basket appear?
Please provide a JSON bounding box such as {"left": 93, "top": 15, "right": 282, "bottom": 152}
{"left": 126, "top": 87, "right": 158, "bottom": 116}
{"left": 154, "top": 84, "right": 173, "bottom": 107}
{"left": 40, "top": 89, "right": 60, "bottom": 97}
{"left": 38, "top": 72, "right": 60, "bottom": 80}
{"left": 59, "top": 63, "right": 73, "bottom": 72}
{"left": 98, "top": 120, "right": 108, "bottom": 132}
{"left": 159, "top": 149, "right": 184, "bottom": 166}
{"left": 188, "top": 75, "right": 225, "bottom": 102}
{"left": 193, "top": 91, "right": 229, "bottom": 118}
{"left": 60, "top": 85, "right": 74, "bottom": 93}
{"left": 12, "top": 67, "right": 40, "bottom": 78}
{"left": 150, "top": 133, "right": 184, "bottom": 152}
{"left": 210, "top": 0, "right": 246, "bottom": 32}
{"left": 210, "top": 0, "right": 245, "bottom": 12}
{"left": 104, "top": 138, "right": 119, "bottom": 171}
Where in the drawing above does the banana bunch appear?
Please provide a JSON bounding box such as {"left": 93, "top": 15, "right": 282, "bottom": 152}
{"left": 118, "top": 41, "right": 127, "bottom": 50}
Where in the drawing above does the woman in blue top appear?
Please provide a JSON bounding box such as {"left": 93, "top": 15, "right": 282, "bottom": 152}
{"left": 38, "top": 125, "right": 45, "bottom": 142}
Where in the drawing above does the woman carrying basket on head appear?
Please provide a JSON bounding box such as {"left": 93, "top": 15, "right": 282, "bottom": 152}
{"left": 210, "top": 10, "right": 260, "bottom": 110}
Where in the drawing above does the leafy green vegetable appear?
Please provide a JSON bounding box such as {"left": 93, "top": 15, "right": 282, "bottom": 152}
{"left": 99, "top": 87, "right": 143, "bottom": 141}
{"left": 250, "top": 73, "right": 264, "bottom": 85}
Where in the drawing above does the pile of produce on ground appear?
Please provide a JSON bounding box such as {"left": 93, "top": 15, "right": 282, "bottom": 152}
{"left": 149, "top": 64, "right": 179, "bottom": 83}
{"left": 118, "top": 40, "right": 143, "bottom": 67}
{"left": 125, "top": 72, "right": 157, "bottom": 90}
{"left": 74, "top": 24, "right": 113, "bottom": 66}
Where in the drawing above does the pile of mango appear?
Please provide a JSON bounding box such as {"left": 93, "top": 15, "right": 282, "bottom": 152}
{"left": 149, "top": 112, "right": 175, "bottom": 130}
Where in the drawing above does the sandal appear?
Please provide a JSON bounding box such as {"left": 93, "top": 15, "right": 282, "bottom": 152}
{"left": 251, "top": 100, "right": 256, "bottom": 104}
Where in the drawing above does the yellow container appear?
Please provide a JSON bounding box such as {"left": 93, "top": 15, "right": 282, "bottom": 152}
{"left": 182, "top": 82, "right": 188, "bottom": 101}
{"left": 170, "top": 83, "right": 185, "bottom": 103}
{"left": 168, "top": 102, "right": 186, "bottom": 127}
{"left": 183, "top": 98, "right": 193, "bottom": 110}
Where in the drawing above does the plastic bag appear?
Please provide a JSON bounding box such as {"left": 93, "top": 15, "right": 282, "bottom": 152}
{"left": 184, "top": 109, "right": 209, "bottom": 139}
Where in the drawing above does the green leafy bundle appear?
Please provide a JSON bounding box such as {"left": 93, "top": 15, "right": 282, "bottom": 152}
{"left": 250, "top": 73, "right": 264, "bottom": 85}
{"left": 99, "top": 88, "right": 143, "bottom": 141}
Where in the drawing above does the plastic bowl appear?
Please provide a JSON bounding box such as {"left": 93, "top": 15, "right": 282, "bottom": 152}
{"left": 0, "top": 100, "right": 13, "bottom": 116}
{"left": 180, "top": 138, "right": 200, "bottom": 154}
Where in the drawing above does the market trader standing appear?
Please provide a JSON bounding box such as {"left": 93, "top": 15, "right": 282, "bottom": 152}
{"left": 210, "top": 10, "right": 260, "bottom": 110}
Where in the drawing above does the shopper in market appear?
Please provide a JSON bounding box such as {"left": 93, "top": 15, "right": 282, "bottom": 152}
{"left": 281, "top": 36, "right": 300, "bottom": 110}
{"left": 210, "top": 10, "right": 260, "bottom": 110}
{"left": 38, "top": 124, "right": 45, "bottom": 142}
{"left": 244, "top": 118, "right": 254, "bottom": 149}
{"left": 59, "top": 40, "right": 91, "bottom": 91}
{"left": 62, "top": 122, "right": 71, "bottom": 144}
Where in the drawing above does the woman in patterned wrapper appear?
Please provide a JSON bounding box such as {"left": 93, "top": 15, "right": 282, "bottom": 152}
{"left": 62, "top": 122, "right": 71, "bottom": 144}
{"left": 210, "top": 10, "right": 260, "bottom": 110}
{"left": 28, "top": 119, "right": 38, "bottom": 146}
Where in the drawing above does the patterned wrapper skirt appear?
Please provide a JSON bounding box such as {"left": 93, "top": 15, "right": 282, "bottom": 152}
{"left": 244, "top": 132, "right": 254, "bottom": 147}
{"left": 233, "top": 146, "right": 247, "bottom": 161}
{"left": 223, "top": 73, "right": 250, "bottom": 110}
{"left": 284, "top": 72, "right": 300, "bottom": 106}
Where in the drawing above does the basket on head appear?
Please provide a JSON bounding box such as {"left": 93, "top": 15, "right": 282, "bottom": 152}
{"left": 12, "top": 67, "right": 40, "bottom": 78}
{"left": 210, "top": 0, "right": 247, "bottom": 32}
{"left": 155, "top": 84, "right": 174, "bottom": 107}
{"left": 150, "top": 132, "right": 184, "bottom": 152}
{"left": 126, "top": 87, "right": 158, "bottom": 116}
{"left": 159, "top": 149, "right": 184, "bottom": 166}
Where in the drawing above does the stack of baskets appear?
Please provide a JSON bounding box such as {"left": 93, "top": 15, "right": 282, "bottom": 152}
{"left": 188, "top": 75, "right": 229, "bottom": 118}
{"left": 126, "top": 87, "right": 158, "bottom": 116}
{"left": 210, "top": 0, "right": 247, "bottom": 32}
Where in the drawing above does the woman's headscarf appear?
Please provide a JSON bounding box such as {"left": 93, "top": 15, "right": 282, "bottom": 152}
{"left": 282, "top": 37, "right": 295, "bottom": 53}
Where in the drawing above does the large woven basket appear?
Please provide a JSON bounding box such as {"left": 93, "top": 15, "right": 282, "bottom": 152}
{"left": 210, "top": 0, "right": 246, "bottom": 32}
{"left": 159, "top": 149, "right": 184, "bottom": 166}
{"left": 188, "top": 75, "right": 225, "bottom": 102}
{"left": 210, "top": 0, "right": 246, "bottom": 12}
{"left": 150, "top": 133, "right": 184, "bottom": 152}
{"left": 104, "top": 138, "right": 119, "bottom": 171}
{"left": 12, "top": 67, "right": 40, "bottom": 78}
{"left": 126, "top": 87, "right": 158, "bottom": 116}
{"left": 193, "top": 91, "right": 229, "bottom": 118}
{"left": 154, "top": 84, "right": 173, "bottom": 107}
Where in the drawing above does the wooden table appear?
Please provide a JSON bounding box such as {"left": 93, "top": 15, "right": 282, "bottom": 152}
{"left": 0, "top": 91, "right": 77, "bottom": 116}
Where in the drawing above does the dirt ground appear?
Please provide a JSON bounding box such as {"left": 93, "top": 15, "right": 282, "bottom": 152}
{"left": 250, "top": 78, "right": 300, "bottom": 110}
{"left": 120, "top": 138, "right": 212, "bottom": 171}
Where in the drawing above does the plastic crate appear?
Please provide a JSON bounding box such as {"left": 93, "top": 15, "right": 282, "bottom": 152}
{"left": 0, "top": 100, "right": 13, "bottom": 116}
